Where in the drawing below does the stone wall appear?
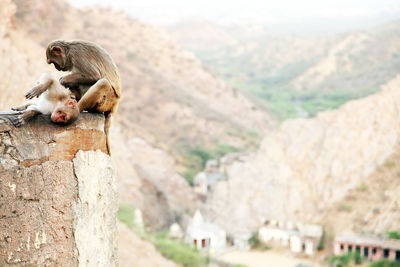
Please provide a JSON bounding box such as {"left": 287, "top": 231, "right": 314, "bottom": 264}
{"left": 0, "top": 113, "right": 118, "bottom": 266}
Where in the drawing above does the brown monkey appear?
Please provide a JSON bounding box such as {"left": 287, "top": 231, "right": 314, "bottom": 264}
{"left": 46, "top": 39, "right": 121, "bottom": 155}
{"left": 0, "top": 73, "right": 79, "bottom": 127}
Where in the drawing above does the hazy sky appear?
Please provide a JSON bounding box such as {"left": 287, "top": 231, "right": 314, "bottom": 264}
{"left": 67, "top": 0, "right": 400, "bottom": 32}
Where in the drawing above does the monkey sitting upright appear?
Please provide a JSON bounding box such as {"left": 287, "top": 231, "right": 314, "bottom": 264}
{"left": 0, "top": 73, "right": 79, "bottom": 127}
{"left": 46, "top": 39, "right": 121, "bottom": 155}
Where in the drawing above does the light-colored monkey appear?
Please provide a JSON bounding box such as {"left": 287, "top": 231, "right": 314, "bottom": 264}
{"left": 0, "top": 73, "right": 79, "bottom": 126}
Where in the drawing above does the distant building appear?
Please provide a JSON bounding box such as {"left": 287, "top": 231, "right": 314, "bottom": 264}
{"left": 259, "top": 221, "right": 323, "bottom": 256}
{"left": 299, "top": 224, "right": 324, "bottom": 256}
{"left": 259, "top": 226, "right": 292, "bottom": 247}
{"left": 169, "top": 223, "right": 184, "bottom": 239}
{"left": 205, "top": 160, "right": 219, "bottom": 173}
{"left": 193, "top": 160, "right": 227, "bottom": 196}
{"left": 233, "top": 232, "right": 252, "bottom": 251}
{"left": 193, "top": 172, "right": 208, "bottom": 195}
{"left": 334, "top": 234, "right": 400, "bottom": 261}
{"left": 185, "top": 210, "right": 226, "bottom": 253}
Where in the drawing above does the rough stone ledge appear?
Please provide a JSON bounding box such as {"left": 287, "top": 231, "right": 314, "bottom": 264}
{"left": 0, "top": 113, "right": 107, "bottom": 169}
{"left": 0, "top": 112, "right": 117, "bottom": 266}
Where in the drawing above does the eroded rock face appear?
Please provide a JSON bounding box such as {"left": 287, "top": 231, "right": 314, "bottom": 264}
{"left": 0, "top": 113, "right": 117, "bottom": 267}
{"left": 114, "top": 136, "right": 197, "bottom": 229}
{"left": 205, "top": 75, "right": 400, "bottom": 233}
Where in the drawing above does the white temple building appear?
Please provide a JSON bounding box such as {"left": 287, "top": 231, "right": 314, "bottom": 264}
{"left": 185, "top": 210, "right": 226, "bottom": 254}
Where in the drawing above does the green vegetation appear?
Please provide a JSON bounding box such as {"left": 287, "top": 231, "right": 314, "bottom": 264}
{"left": 153, "top": 232, "right": 207, "bottom": 267}
{"left": 117, "top": 203, "right": 135, "bottom": 228}
{"left": 337, "top": 203, "right": 352, "bottom": 212}
{"left": 386, "top": 231, "right": 400, "bottom": 239}
{"left": 384, "top": 160, "right": 396, "bottom": 168}
{"left": 230, "top": 79, "right": 379, "bottom": 121}
{"left": 195, "top": 40, "right": 384, "bottom": 122}
{"left": 358, "top": 183, "right": 369, "bottom": 192}
{"left": 117, "top": 211, "right": 207, "bottom": 267}
{"left": 248, "top": 232, "right": 261, "bottom": 249}
{"left": 326, "top": 252, "right": 364, "bottom": 266}
{"left": 213, "top": 144, "right": 239, "bottom": 157}
{"left": 369, "top": 259, "right": 400, "bottom": 267}
{"left": 248, "top": 232, "right": 270, "bottom": 251}
{"left": 317, "top": 228, "right": 325, "bottom": 251}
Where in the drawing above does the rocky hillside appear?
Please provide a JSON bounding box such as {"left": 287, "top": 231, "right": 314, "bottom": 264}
{"left": 168, "top": 19, "right": 400, "bottom": 120}
{"left": 203, "top": 74, "right": 400, "bottom": 234}
{"left": 0, "top": 0, "right": 275, "bottom": 230}
{"left": 322, "top": 138, "right": 400, "bottom": 236}
{"left": 118, "top": 222, "right": 176, "bottom": 267}
{"left": 12, "top": 0, "right": 272, "bottom": 153}
{"left": 0, "top": 0, "right": 270, "bottom": 265}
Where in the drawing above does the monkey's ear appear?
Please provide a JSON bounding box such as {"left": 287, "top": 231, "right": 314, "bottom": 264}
{"left": 51, "top": 46, "right": 63, "bottom": 55}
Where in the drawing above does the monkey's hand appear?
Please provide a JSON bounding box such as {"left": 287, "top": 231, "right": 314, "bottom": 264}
{"left": 59, "top": 76, "right": 67, "bottom": 86}
{"left": 59, "top": 76, "right": 74, "bottom": 89}
{"left": 25, "top": 84, "right": 45, "bottom": 99}
{"left": 9, "top": 114, "right": 25, "bottom": 127}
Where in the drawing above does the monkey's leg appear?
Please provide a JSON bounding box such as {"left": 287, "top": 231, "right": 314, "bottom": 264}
{"left": 12, "top": 100, "right": 33, "bottom": 111}
{"left": 78, "top": 79, "right": 116, "bottom": 155}
{"left": 9, "top": 109, "right": 40, "bottom": 127}
{"left": 77, "top": 79, "right": 114, "bottom": 112}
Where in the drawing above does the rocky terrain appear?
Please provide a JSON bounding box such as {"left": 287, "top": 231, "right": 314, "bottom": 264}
{"left": 0, "top": 0, "right": 274, "bottom": 229}
{"left": 168, "top": 19, "right": 400, "bottom": 119}
{"left": 2, "top": 0, "right": 400, "bottom": 264}
{"left": 0, "top": 113, "right": 117, "bottom": 266}
{"left": 118, "top": 222, "right": 176, "bottom": 267}
{"left": 203, "top": 74, "right": 400, "bottom": 235}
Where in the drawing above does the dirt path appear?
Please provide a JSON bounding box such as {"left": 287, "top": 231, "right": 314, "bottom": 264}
{"left": 217, "top": 250, "right": 318, "bottom": 267}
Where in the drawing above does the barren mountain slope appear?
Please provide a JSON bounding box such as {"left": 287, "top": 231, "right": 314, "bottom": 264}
{"left": 12, "top": 0, "right": 273, "bottom": 154}
{"left": 0, "top": 0, "right": 276, "bottom": 230}
{"left": 169, "top": 20, "right": 400, "bottom": 119}
{"left": 322, "top": 141, "right": 400, "bottom": 236}
{"left": 204, "top": 74, "right": 400, "bottom": 234}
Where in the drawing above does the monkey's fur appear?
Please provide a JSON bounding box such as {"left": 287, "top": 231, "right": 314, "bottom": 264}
{"left": 46, "top": 39, "right": 121, "bottom": 154}
{"left": 0, "top": 73, "right": 79, "bottom": 127}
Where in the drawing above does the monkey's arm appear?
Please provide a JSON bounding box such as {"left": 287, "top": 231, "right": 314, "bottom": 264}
{"left": 25, "top": 77, "right": 53, "bottom": 99}
{"left": 60, "top": 73, "right": 99, "bottom": 87}
{"left": 0, "top": 110, "right": 39, "bottom": 127}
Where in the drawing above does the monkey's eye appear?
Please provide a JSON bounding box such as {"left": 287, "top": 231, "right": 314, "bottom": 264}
{"left": 70, "top": 95, "right": 76, "bottom": 100}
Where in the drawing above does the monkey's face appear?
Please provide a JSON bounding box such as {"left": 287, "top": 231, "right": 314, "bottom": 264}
{"left": 46, "top": 45, "right": 69, "bottom": 71}
{"left": 51, "top": 98, "right": 79, "bottom": 125}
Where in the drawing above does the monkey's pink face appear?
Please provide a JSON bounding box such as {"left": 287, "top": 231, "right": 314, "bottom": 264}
{"left": 51, "top": 99, "right": 78, "bottom": 124}
{"left": 51, "top": 110, "right": 69, "bottom": 123}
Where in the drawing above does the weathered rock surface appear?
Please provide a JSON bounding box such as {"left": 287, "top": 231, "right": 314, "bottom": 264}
{"left": 0, "top": 113, "right": 118, "bottom": 266}
{"left": 114, "top": 136, "right": 197, "bottom": 229}
{"left": 117, "top": 221, "right": 176, "bottom": 267}
{"left": 205, "top": 75, "right": 400, "bottom": 233}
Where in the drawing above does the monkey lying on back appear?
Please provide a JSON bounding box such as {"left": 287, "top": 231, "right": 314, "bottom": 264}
{"left": 46, "top": 39, "right": 121, "bottom": 155}
{"left": 0, "top": 73, "right": 79, "bottom": 126}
